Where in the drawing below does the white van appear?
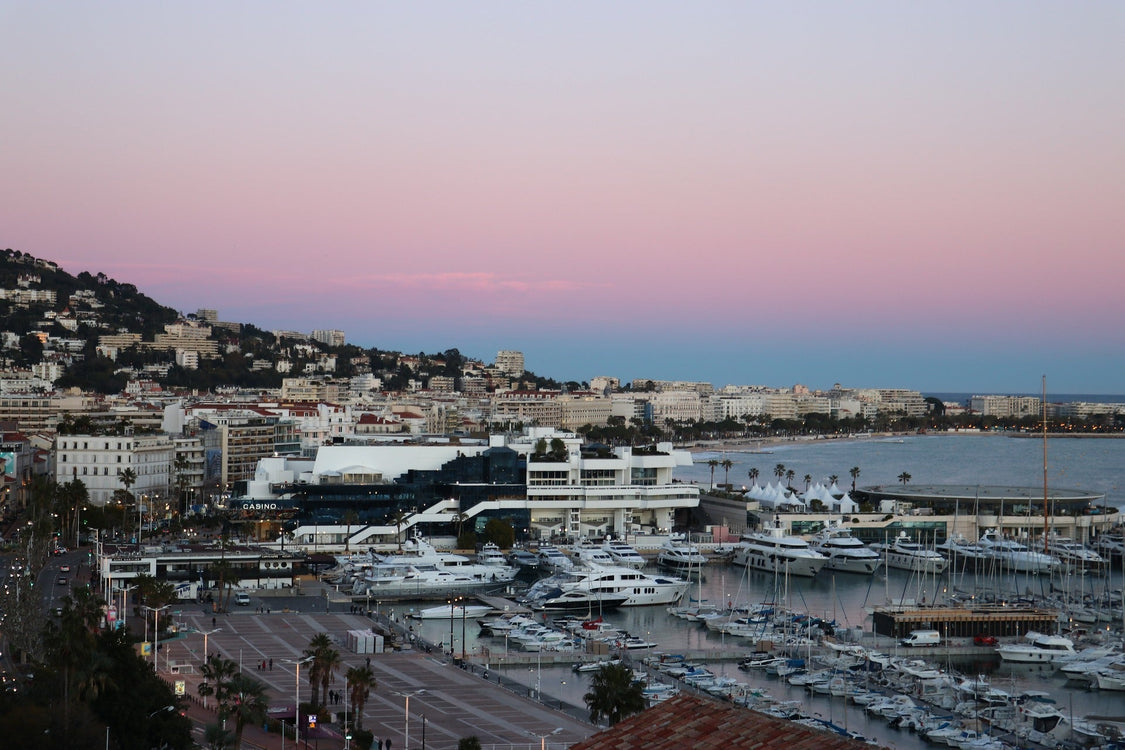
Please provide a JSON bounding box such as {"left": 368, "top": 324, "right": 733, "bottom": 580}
{"left": 234, "top": 591, "right": 251, "bottom": 606}
{"left": 900, "top": 629, "right": 941, "bottom": 647}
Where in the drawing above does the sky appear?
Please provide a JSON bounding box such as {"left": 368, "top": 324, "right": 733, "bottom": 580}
{"left": 3, "top": 3, "right": 1123, "bottom": 394}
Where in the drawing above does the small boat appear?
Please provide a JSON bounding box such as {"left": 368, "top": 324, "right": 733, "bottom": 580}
{"left": 409, "top": 603, "right": 494, "bottom": 620}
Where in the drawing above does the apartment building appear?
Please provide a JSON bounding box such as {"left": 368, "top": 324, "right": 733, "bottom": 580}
{"left": 55, "top": 433, "right": 174, "bottom": 506}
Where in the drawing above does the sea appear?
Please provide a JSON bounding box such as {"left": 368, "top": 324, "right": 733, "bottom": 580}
{"left": 385, "top": 434, "right": 1125, "bottom": 747}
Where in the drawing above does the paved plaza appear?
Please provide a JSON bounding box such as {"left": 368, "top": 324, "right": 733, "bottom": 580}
{"left": 162, "top": 602, "right": 596, "bottom": 750}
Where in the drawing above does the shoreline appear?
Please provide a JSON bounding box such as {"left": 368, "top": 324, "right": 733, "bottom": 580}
{"left": 684, "top": 430, "right": 1125, "bottom": 454}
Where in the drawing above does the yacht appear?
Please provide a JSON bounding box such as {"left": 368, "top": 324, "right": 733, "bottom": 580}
{"left": 523, "top": 587, "right": 630, "bottom": 613}
{"left": 655, "top": 537, "right": 708, "bottom": 572}
{"left": 809, "top": 522, "right": 881, "bottom": 574}
{"left": 732, "top": 519, "right": 827, "bottom": 577}
{"left": 871, "top": 532, "right": 949, "bottom": 575}
{"left": 998, "top": 631, "right": 1078, "bottom": 664}
{"left": 508, "top": 549, "right": 539, "bottom": 568}
{"left": 601, "top": 539, "right": 647, "bottom": 569}
{"left": 409, "top": 603, "right": 494, "bottom": 620}
{"left": 537, "top": 545, "right": 574, "bottom": 572}
{"left": 977, "top": 530, "right": 1059, "bottom": 574}
{"left": 571, "top": 543, "right": 616, "bottom": 567}
{"left": 1045, "top": 534, "right": 1108, "bottom": 572}
{"left": 935, "top": 533, "right": 990, "bottom": 567}
{"left": 529, "top": 564, "right": 690, "bottom": 606}
{"left": 476, "top": 542, "right": 509, "bottom": 567}
{"left": 353, "top": 535, "right": 518, "bottom": 596}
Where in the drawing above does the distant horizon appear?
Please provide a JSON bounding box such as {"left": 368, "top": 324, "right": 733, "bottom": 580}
{"left": 5, "top": 4, "right": 1122, "bottom": 393}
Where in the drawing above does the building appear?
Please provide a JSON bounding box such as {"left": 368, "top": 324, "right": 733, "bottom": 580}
{"left": 311, "top": 329, "right": 345, "bottom": 347}
{"left": 970, "top": 395, "right": 1041, "bottom": 418}
{"left": 494, "top": 350, "right": 525, "bottom": 377}
{"left": 55, "top": 432, "right": 174, "bottom": 506}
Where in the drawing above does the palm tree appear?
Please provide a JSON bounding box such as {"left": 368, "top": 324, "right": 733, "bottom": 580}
{"left": 584, "top": 662, "right": 645, "bottom": 726}
{"left": 227, "top": 673, "right": 269, "bottom": 749}
{"left": 303, "top": 633, "right": 335, "bottom": 708}
{"left": 720, "top": 458, "right": 734, "bottom": 488}
{"left": 850, "top": 466, "right": 861, "bottom": 493}
{"left": 785, "top": 469, "right": 796, "bottom": 489}
{"left": 898, "top": 471, "right": 912, "bottom": 486}
{"left": 392, "top": 509, "right": 411, "bottom": 548}
{"left": 198, "top": 656, "right": 240, "bottom": 719}
{"left": 747, "top": 467, "right": 759, "bottom": 486}
{"left": 119, "top": 467, "right": 138, "bottom": 540}
{"left": 773, "top": 463, "right": 786, "bottom": 482}
{"left": 318, "top": 644, "right": 342, "bottom": 711}
{"left": 342, "top": 509, "right": 359, "bottom": 553}
{"left": 204, "top": 723, "right": 234, "bottom": 750}
{"left": 706, "top": 459, "right": 719, "bottom": 489}
{"left": 346, "top": 665, "right": 378, "bottom": 730}
{"left": 803, "top": 474, "right": 812, "bottom": 492}
{"left": 828, "top": 474, "right": 839, "bottom": 486}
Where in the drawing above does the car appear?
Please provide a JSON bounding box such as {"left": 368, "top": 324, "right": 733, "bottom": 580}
{"left": 59, "top": 565, "right": 71, "bottom": 573}
{"left": 56, "top": 576, "right": 68, "bottom": 586}
{"left": 973, "top": 634, "right": 998, "bottom": 647}
{"left": 234, "top": 591, "right": 251, "bottom": 606}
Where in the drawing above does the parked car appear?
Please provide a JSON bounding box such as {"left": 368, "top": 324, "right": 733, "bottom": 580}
{"left": 973, "top": 634, "right": 998, "bottom": 646}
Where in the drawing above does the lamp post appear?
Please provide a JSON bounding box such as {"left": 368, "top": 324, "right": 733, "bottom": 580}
{"left": 283, "top": 656, "right": 313, "bottom": 750}
{"left": 143, "top": 604, "right": 171, "bottom": 670}
{"left": 528, "top": 728, "right": 563, "bottom": 750}
{"left": 394, "top": 689, "right": 425, "bottom": 750}
{"left": 199, "top": 627, "right": 222, "bottom": 671}
{"left": 461, "top": 602, "right": 467, "bottom": 661}
{"left": 120, "top": 584, "right": 136, "bottom": 628}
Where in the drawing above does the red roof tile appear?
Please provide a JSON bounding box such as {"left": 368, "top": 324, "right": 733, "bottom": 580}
{"left": 568, "top": 693, "right": 882, "bottom": 750}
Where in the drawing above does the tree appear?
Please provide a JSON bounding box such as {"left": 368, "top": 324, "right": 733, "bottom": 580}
{"left": 392, "top": 509, "right": 411, "bottom": 548}
{"left": 584, "top": 662, "right": 645, "bottom": 726}
{"left": 342, "top": 509, "right": 359, "bottom": 553}
{"left": 850, "top": 466, "right": 861, "bottom": 493}
{"left": 198, "top": 657, "right": 240, "bottom": 720}
{"left": 119, "top": 467, "right": 138, "bottom": 541}
{"left": 773, "top": 463, "right": 786, "bottom": 482}
{"left": 458, "top": 738, "right": 483, "bottom": 750}
{"left": 747, "top": 467, "right": 759, "bottom": 486}
{"left": 804, "top": 474, "right": 812, "bottom": 492}
{"left": 706, "top": 459, "right": 719, "bottom": 489}
{"left": 482, "top": 517, "right": 515, "bottom": 549}
{"left": 828, "top": 474, "right": 839, "bottom": 486}
{"left": 720, "top": 458, "right": 734, "bottom": 487}
{"left": 785, "top": 469, "right": 795, "bottom": 489}
{"left": 303, "top": 633, "right": 335, "bottom": 708}
{"left": 173, "top": 453, "right": 191, "bottom": 516}
{"left": 346, "top": 665, "right": 378, "bottom": 730}
{"left": 227, "top": 673, "right": 269, "bottom": 749}
{"left": 898, "top": 471, "right": 912, "bottom": 486}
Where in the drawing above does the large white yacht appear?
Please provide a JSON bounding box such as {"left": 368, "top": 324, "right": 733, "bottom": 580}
{"left": 732, "top": 519, "right": 827, "bottom": 577}
{"left": 528, "top": 564, "right": 691, "bottom": 606}
{"left": 998, "top": 631, "right": 1078, "bottom": 664}
{"left": 809, "top": 522, "right": 881, "bottom": 574}
{"left": 977, "top": 530, "right": 1059, "bottom": 574}
{"left": 871, "top": 532, "right": 949, "bottom": 575}
{"left": 353, "top": 535, "right": 518, "bottom": 595}
{"left": 601, "top": 539, "right": 647, "bottom": 569}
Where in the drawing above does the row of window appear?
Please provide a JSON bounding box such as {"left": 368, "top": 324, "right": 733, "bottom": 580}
{"left": 59, "top": 441, "right": 134, "bottom": 450}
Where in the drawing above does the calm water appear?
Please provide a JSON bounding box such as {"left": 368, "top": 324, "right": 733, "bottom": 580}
{"left": 387, "top": 435, "right": 1125, "bottom": 745}
{"left": 688, "top": 433, "right": 1125, "bottom": 506}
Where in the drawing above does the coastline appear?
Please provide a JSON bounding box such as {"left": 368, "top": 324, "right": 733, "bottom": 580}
{"left": 684, "top": 430, "right": 1125, "bottom": 454}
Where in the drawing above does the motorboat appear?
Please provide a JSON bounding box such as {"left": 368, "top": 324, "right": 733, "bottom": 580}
{"left": 732, "top": 518, "right": 827, "bottom": 577}
{"left": 977, "top": 530, "right": 1059, "bottom": 574}
{"left": 522, "top": 586, "right": 630, "bottom": 613}
{"left": 409, "top": 603, "right": 494, "bottom": 620}
{"left": 570, "top": 543, "right": 616, "bottom": 567}
{"left": 353, "top": 535, "right": 518, "bottom": 596}
{"left": 935, "top": 534, "right": 990, "bottom": 566}
{"left": 871, "top": 532, "right": 949, "bottom": 575}
{"left": 1045, "top": 534, "right": 1107, "bottom": 572}
{"left": 537, "top": 545, "right": 574, "bottom": 572}
{"left": 528, "top": 564, "right": 690, "bottom": 606}
{"left": 508, "top": 549, "right": 539, "bottom": 568}
{"left": 655, "top": 537, "right": 708, "bottom": 572}
{"left": 809, "top": 521, "right": 881, "bottom": 574}
{"left": 601, "top": 539, "right": 647, "bottom": 569}
{"left": 476, "top": 542, "right": 509, "bottom": 566}
{"left": 997, "top": 631, "right": 1078, "bottom": 664}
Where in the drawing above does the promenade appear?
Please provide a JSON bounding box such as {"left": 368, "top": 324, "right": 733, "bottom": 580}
{"left": 158, "top": 582, "right": 596, "bottom": 750}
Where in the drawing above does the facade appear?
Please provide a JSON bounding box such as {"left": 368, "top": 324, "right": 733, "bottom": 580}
{"left": 55, "top": 433, "right": 174, "bottom": 506}
{"left": 494, "top": 350, "right": 525, "bottom": 377}
{"left": 971, "top": 395, "right": 1041, "bottom": 418}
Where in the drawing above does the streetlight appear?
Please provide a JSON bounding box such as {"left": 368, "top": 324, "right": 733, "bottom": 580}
{"left": 142, "top": 604, "right": 171, "bottom": 669}
{"left": 393, "top": 689, "right": 425, "bottom": 750}
{"left": 199, "top": 627, "right": 222, "bottom": 669}
{"left": 283, "top": 656, "right": 313, "bottom": 750}
{"left": 148, "top": 705, "right": 175, "bottom": 718}
{"left": 528, "top": 728, "right": 562, "bottom": 750}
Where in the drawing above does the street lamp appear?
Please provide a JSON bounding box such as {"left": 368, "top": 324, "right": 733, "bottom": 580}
{"left": 393, "top": 689, "right": 425, "bottom": 750}
{"left": 283, "top": 656, "right": 314, "bottom": 750}
{"left": 528, "top": 728, "right": 563, "bottom": 750}
{"left": 199, "top": 627, "right": 222, "bottom": 669}
{"left": 142, "top": 604, "right": 171, "bottom": 669}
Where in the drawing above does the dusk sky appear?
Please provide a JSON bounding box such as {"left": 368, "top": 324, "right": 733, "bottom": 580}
{"left": 4, "top": 3, "right": 1123, "bottom": 394}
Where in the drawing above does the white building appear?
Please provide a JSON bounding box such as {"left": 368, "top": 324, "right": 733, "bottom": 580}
{"left": 55, "top": 433, "right": 175, "bottom": 506}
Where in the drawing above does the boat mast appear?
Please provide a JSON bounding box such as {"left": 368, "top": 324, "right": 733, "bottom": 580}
{"left": 1042, "top": 375, "right": 1050, "bottom": 554}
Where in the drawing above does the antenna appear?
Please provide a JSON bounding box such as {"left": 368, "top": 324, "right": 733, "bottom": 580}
{"left": 1042, "top": 375, "right": 1049, "bottom": 554}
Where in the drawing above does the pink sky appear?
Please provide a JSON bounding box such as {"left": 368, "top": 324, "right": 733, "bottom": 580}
{"left": 3, "top": 2, "right": 1123, "bottom": 391}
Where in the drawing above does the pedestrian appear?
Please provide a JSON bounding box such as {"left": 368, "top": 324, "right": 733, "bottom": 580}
{"left": 269, "top": 658, "right": 273, "bottom": 671}
{"left": 212, "top": 616, "right": 216, "bottom": 628}
{"left": 365, "top": 656, "right": 371, "bottom": 668}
